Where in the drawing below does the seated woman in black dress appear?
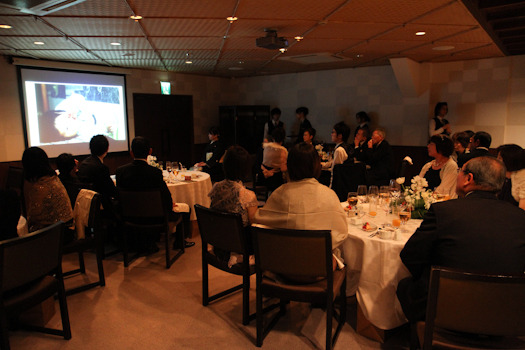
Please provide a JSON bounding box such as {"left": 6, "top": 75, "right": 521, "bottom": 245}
{"left": 418, "top": 135, "right": 457, "bottom": 198}
{"left": 56, "top": 152, "right": 83, "bottom": 208}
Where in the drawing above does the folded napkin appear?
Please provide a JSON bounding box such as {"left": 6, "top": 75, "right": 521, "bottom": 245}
{"left": 172, "top": 202, "right": 190, "bottom": 213}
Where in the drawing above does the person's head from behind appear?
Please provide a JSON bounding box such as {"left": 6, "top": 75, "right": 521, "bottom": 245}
{"left": 427, "top": 135, "right": 454, "bottom": 159}
{"left": 371, "top": 128, "right": 386, "bottom": 145}
{"left": 271, "top": 127, "right": 286, "bottom": 145}
{"left": 270, "top": 107, "right": 281, "bottom": 122}
{"left": 295, "top": 106, "right": 309, "bottom": 120}
{"left": 56, "top": 153, "right": 78, "bottom": 177}
{"left": 89, "top": 134, "right": 109, "bottom": 157}
{"left": 434, "top": 102, "right": 448, "bottom": 117}
{"left": 0, "top": 189, "right": 21, "bottom": 240}
{"left": 22, "top": 147, "right": 55, "bottom": 182}
{"left": 356, "top": 111, "right": 370, "bottom": 124}
{"left": 471, "top": 131, "right": 492, "bottom": 149}
{"left": 208, "top": 126, "right": 220, "bottom": 142}
{"left": 497, "top": 144, "right": 525, "bottom": 172}
{"left": 452, "top": 131, "right": 471, "bottom": 154}
{"left": 456, "top": 157, "right": 505, "bottom": 197}
{"left": 131, "top": 136, "right": 152, "bottom": 159}
{"left": 222, "top": 145, "right": 250, "bottom": 181}
{"left": 332, "top": 121, "right": 351, "bottom": 143}
{"left": 288, "top": 143, "right": 321, "bottom": 181}
{"left": 303, "top": 127, "right": 316, "bottom": 144}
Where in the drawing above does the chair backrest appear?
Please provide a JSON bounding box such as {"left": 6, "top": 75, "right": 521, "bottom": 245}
{"left": 118, "top": 188, "right": 166, "bottom": 220}
{"left": 5, "top": 166, "right": 24, "bottom": 194}
{"left": 332, "top": 162, "right": 367, "bottom": 201}
{"left": 194, "top": 204, "right": 248, "bottom": 254}
{"left": 425, "top": 266, "right": 525, "bottom": 343}
{"left": 251, "top": 224, "right": 332, "bottom": 278}
{"left": 0, "top": 221, "right": 63, "bottom": 292}
{"left": 73, "top": 189, "right": 101, "bottom": 233}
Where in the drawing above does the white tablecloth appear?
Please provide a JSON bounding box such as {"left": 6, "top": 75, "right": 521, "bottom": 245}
{"left": 166, "top": 171, "right": 212, "bottom": 221}
{"left": 341, "top": 203, "right": 422, "bottom": 330}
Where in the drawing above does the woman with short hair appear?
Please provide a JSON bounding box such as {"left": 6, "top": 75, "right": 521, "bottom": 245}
{"left": 419, "top": 135, "right": 457, "bottom": 198}
{"left": 497, "top": 144, "right": 525, "bottom": 209}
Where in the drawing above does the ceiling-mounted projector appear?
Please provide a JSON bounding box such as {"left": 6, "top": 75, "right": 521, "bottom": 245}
{"left": 256, "top": 29, "right": 289, "bottom": 50}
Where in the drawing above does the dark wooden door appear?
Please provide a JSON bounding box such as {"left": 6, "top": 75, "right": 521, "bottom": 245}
{"left": 133, "top": 94, "right": 194, "bottom": 166}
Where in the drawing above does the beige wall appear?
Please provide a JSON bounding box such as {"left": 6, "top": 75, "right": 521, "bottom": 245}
{"left": 1, "top": 54, "right": 524, "bottom": 162}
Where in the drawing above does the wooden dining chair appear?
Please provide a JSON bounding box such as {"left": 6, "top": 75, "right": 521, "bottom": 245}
{"left": 0, "top": 222, "right": 71, "bottom": 349}
{"left": 251, "top": 224, "right": 347, "bottom": 349}
{"left": 118, "top": 188, "right": 184, "bottom": 269}
{"left": 194, "top": 204, "right": 255, "bottom": 325}
{"left": 62, "top": 189, "right": 106, "bottom": 296}
{"left": 416, "top": 266, "right": 525, "bottom": 350}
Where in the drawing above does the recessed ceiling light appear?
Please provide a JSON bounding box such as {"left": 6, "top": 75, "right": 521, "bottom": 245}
{"left": 0, "top": 24, "right": 12, "bottom": 29}
{"left": 294, "top": 36, "right": 304, "bottom": 41}
{"left": 433, "top": 45, "right": 455, "bottom": 51}
{"left": 33, "top": 41, "right": 45, "bottom": 45}
{"left": 130, "top": 15, "right": 142, "bottom": 20}
{"left": 226, "top": 16, "right": 238, "bottom": 23}
{"left": 110, "top": 42, "right": 121, "bottom": 46}
{"left": 356, "top": 54, "right": 363, "bottom": 58}
{"left": 185, "top": 60, "right": 193, "bottom": 64}
{"left": 279, "top": 48, "right": 287, "bottom": 53}
{"left": 415, "top": 31, "right": 426, "bottom": 36}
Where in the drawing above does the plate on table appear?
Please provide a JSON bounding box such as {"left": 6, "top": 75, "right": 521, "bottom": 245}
{"left": 361, "top": 222, "right": 377, "bottom": 232}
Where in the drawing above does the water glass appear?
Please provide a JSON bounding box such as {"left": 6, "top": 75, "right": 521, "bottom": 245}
{"left": 357, "top": 185, "right": 368, "bottom": 204}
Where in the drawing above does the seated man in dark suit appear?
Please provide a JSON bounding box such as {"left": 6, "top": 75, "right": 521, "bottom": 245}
{"left": 457, "top": 131, "right": 493, "bottom": 167}
{"left": 77, "top": 134, "right": 117, "bottom": 214}
{"left": 116, "top": 137, "right": 194, "bottom": 253}
{"left": 356, "top": 128, "right": 394, "bottom": 186}
{"left": 194, "top": 127, "right": 225, "bottom": 182}
{"left": 396, "top": 156, "right": 525, "bottom": 322}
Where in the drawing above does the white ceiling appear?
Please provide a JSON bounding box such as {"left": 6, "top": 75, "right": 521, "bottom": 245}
{"left": 0, "top": 0, "right": 507, "bottom": 77}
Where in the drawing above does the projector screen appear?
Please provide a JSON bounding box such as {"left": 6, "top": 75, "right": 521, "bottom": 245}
{"left": 19, "top": 67, "right": 129, "bottom": 158}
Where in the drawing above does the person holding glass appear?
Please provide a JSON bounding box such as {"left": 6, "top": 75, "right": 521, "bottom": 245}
{"left": 418, "top": 135, "right": 457, "bottom": 199}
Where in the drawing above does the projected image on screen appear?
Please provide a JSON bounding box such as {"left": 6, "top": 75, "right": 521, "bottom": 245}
{"left": 27, "top": 82, "right": 124, "bottom": 144}
{"left": 19, "top": 67, "right": 129, "bottom": 158}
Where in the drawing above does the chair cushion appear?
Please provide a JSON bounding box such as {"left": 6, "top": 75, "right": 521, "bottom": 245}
{"left": 417, "top": 322, "right": 525, "bottom": 350}
{"left": 3, "top": 275, "right": 58, "bottom": 315}
{"left": 261, "top": 267, "right": 346, "bottom": 304}
{"left": 206, "top": 251, "right": 255, "bottom": 276}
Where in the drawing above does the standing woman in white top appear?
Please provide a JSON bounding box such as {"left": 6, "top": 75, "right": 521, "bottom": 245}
{"left": 419, "top": 135, "right": 457, "bottom": 198}
{"left": 429, "top": 102, "right": 451, "bottom": 137}
{"left": 260, "top": 127, "right": 288, "bottom": 191}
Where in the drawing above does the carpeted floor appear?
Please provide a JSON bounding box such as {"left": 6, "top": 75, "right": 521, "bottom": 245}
{"left": 8, "top": 236, "right": 410, "bottom": 349}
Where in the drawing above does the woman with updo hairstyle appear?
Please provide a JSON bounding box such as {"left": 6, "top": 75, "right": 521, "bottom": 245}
{"left": 254, "top": 143, "right": 348, "bottom": 258}
{"left": 22, "top": 147, "right": 74, "bottom": 235}
{"left": 497, "top": 144, "right": 525, "bottom": 209}
{"left": 418, "top": 135, "right": 457, "bottom": 198}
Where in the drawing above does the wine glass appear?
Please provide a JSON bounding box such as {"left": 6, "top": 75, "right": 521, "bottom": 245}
{"left": 389, "top": 179, "right": 401, "bottom": 204}
{"left": 166, "top": 161, "right": 173, "bottom": 173}
{"left": 368, "top": 185, "right": 379, "bottom": 200}
{"left": 379, "top": 186, "right": 390, "bottom": 205}
{"left": 357, "top": 185, "right": 367, "bottom": 204}
{"left": 347, "top": 192, "right": 358, "bottom": 208}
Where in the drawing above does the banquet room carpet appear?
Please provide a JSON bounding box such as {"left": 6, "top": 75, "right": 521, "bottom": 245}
{"left": 9, "top": 235, "right": 410, "bottom": 350}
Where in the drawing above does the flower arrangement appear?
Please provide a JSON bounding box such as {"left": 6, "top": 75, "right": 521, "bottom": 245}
{"left": 147, "top": 155, "right": 163, "bottom": 170}
{"left": 398, "top": 175, "right": 436, "bottom": 219}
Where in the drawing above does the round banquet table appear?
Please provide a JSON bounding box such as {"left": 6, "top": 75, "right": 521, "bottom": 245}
{"left": 341, "top": 203, "right": 422, "bottom": 330}
{"left": 165, "top": 171, "right": 212, "bottom": 221}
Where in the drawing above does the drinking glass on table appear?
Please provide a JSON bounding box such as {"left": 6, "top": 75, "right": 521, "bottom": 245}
{"left": 379, "top": 186, "right": 390, "bottom": 205}
{"left": 357, "top": 185, "right": 368, "bottom": 204}
{"left": 347, "top": 192, "right": 358, "bottom": 208}
{"left": 166, "top": 161, "right": 173, "bottom": 173}
{"left": 389, "top": 180, "right": 401, "bottom": 203}
{"left": 399, "top": 205, "right": 411, "bottom": 233}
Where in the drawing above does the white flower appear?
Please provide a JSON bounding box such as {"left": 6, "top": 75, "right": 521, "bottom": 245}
{"left": 396, "top": 177, "right": 405, "bottom": 184}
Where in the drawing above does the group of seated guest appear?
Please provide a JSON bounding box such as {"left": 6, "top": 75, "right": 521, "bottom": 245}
{"left": 397, "top": 156, "right": 525, "bottom": 322}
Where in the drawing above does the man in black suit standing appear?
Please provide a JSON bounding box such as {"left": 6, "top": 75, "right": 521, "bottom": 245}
{"left": 456, "top": 131, "right": 493, "bottom": 167}
{"left": 77, "top": 134, "right": 117, "bottom": 214}
{"left": 295, "top": 106, "right": 312, "bottom": 144}
{"left": 396, "top": 156, "right": 525, "bottom": 322}
{"left": 357, "top": 128, "right": 394, "bottom": 186}
{"left": 195, "top": 127, "right": 225, "bottom": 182}
{"left": 116, "top": 137, "right": 193, "bottom": 253}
